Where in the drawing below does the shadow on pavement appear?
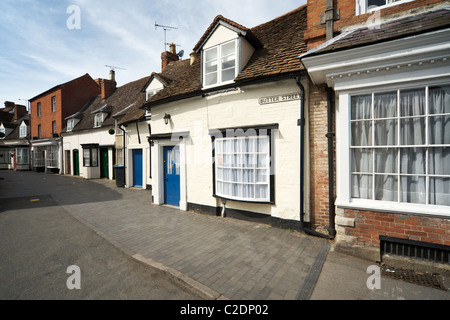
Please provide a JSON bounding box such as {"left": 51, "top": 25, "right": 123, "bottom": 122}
{"left": 0, "top": 171, "right": 124, "bottom": 212}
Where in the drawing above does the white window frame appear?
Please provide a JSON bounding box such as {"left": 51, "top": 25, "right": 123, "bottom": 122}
{"left": 203, "top": 39, "right": 238, "bottom": 89}
{"left": 0, "top": 126, "right": 5, "bottom": 139}
{"left": 19, "top": 123, "right": 27, "bottom": 138}
{"left": 356, "top": 0, "right": 416, "bottom": 15}
{"left": 67, "top": 119, "right": 74, "bottom": 132}
{"left": 336, "top": 79, "right": 450, "bottom": 217}
{"left": 46, "top": 145, "right": 59, "bottom": 168}
{"left": 94, "top": 113, "right": 104, "bottom": 128}
{"left": 83, "top": 147, "right": 98, "bottom": 167}
{"left": 214, "top": 134, "right": 272, "bottom": 203}
{"left": 16, "top": 148, "right": 29, "bottom": 165}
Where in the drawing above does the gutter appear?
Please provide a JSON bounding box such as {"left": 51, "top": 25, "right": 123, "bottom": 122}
{"left": 296, "top": 77, "right": 334, "bottom": 240}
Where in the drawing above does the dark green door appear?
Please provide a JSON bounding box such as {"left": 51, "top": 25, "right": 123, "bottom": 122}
{"left": 100, "top": 148, "right": 109, "bottom": 179}
{"left": 73, "top": 150, "right": 80, "bottom": 176}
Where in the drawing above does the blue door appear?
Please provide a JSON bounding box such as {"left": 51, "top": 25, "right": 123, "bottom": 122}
{"left": 132, "top": 149, "right": 143, "bottom": 188}
{"left": 164, "top": 146, "right": 180, "bottom": 207}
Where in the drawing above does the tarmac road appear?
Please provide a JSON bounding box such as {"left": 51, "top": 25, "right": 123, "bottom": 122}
{"left": 0, "top": 194, "right": 206, "bottom": 300}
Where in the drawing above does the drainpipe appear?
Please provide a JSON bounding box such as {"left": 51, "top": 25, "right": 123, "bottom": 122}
{"left": 326, "top": 87, "right": 336, "bottom": 238}
{"left": 296, "top": 77, "right": 333, "bottom": 240}
{"left": 119, "top": 124, "right": 127, "bottom": 184}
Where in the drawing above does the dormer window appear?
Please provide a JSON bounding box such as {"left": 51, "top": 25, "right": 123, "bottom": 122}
{"left": 94, "top": 113, "right": 104, "bottom": 128}
{"left": 0, "top": 126, "right": 5, "bottom": 139}
{"left": 67, "top": 119, "right": 75, "bottom": 132}
{"left": 19, "top": 122, "right": 27, "bottom": 138}
{"left": 204, "top": 40, "right": 237, "bottom": 88}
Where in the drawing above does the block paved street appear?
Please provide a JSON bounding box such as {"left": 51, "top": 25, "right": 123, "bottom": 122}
{"left": 0, "top": 171, "right": 448, "bottom": 301}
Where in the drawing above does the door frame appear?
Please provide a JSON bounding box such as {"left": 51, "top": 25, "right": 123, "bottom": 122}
{"left": 73, "top": 149, "right": 80, "bottom": 176}
{"left": 163, "top": 145, "right": 181, "bottom": 207}
{"left": 100, "top": 148, "right": 109, "bottom": 179}
{"left": 153, "top": 139, "right": 187, "bottom": 211}
{"left": 132, "top": 149, "right": 143, "bottom": 188}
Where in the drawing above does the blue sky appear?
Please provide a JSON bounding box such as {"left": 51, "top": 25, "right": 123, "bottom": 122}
{"left": 0, "top": 0, "right": 306, "bottom": 108}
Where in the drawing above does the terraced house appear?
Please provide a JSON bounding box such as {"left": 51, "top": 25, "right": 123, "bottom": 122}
{"left": 62, "top": 71, "right": 150, "bottom": 182}
{"left": 300, "top": 0, "right": 450, "bottom": 269}
{"left": 0, "top": 101, "right": 30, "bottom": 171}
{"left": 29, "top": 74, "right": 100, "bottom": 173}
{"left": 145, "top": 6, "right": 311, "bottom": 229}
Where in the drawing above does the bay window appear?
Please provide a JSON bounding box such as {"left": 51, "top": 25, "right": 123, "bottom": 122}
{"left": 349, "top": 84, "right": 450, "bottom": 209}
{"left": 203, "top": 40, "right": 237, "bottom": 88}
{"left": 212, "top": 127, "right": 275, "bottom": 203}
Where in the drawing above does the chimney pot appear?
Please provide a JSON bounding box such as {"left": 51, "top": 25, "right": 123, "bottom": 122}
{"left": 190, "top": 52, "right": 199, "bottom": 66}
{"left": 169, "top": 43, "right": 177, "bottom": 54}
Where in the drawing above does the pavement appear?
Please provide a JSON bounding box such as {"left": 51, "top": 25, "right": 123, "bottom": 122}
{"left": 0, "top": 170, "right": 449, "bottom": 301}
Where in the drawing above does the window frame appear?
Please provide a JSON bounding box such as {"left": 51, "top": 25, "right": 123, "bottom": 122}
{"left": 37, "top": 102, "right": 41, "bottom": 117}
{"left": 203, "top": 39, "right": 238, "bottom": 89}
{"left": 94, "top": 113, "right": 104, "bottom": 128}
{"left": 211, "top": 126, "right": 276, "bottom": 204}
{"left": 337, "top": 79, "right": 450, "bottom": 217}
{"left": 67, "top": 119, "right": 74, "bottom": 132}
{"left": 19, "top": 123, "right": 27, "bottom": 138}
{"left": 356, "top": 0, "right": 416, "bottom": 15}
{"left": 16, "top": 148, "right": 29, "bottom": 165}
{"left": 82, "top": 146, "right": 98, "bottom": 167}
{"left": 51, "top": 96, "right": 56, "bottom": 112}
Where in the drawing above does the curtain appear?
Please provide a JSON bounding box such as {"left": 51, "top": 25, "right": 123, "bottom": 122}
{"left": 429, "top": 86, "right": 450, "bottom": 206}
{"left": 350, "top": 86, "right": 449, "bottom": 206}
{"left": 216, "top": 136, "right": 269, "bottom": 201}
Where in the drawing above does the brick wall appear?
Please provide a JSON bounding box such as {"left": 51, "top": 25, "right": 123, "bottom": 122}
{"left": 30, "top": 89, "right": 63, "bottom": 139}
{"left": 30, "top": 74, "right": 100, "bottom": 139}
{"left": 308, "top": 80, "right": 336, "bottom": 230}
{"left": 305, "top": 0, "right": 447, "bottom": 49}
{"left": 341, "top": 209, "right": 450, "bottom": 248}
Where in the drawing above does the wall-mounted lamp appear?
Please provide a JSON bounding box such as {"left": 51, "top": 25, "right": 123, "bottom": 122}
{"left": 164, "top": 113, "right": 171, "bottom": 125}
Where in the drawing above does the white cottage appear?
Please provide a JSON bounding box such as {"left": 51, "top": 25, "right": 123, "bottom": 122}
{"left": 144, "top": 6, "right": 312, "bottom": 229}
{"left": 62, "top": 74, "right": 150, "bottom": 181}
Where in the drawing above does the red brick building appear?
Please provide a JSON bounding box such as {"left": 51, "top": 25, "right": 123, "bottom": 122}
{"left": 301, "top": 0, "right": 450, "bottom": 271}
{"left": 29, "top": 74, "right": 101, "bottom": 173}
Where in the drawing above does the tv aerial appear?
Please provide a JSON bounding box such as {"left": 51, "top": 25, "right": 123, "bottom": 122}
{"left": 155, "top": 22, "right": 178, "bottom": 51}
{"left": 105, "top": 65, "right": 126, "bottom": 71}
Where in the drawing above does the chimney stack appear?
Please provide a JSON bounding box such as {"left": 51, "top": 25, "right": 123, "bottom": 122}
{"left": 161, "top": 42, "right": 179, "bottom": 71}
{"left": 190, "top": 52, "right": 199, "bottom": 66}
{"left": 95, "top": 77, "right": 117, "bottom": 101}
{"left": 14, "top": 104, "right": 27, "bottom": 120}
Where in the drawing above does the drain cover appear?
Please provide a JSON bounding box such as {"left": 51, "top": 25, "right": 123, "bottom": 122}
{"left": 381, "top": 265, "right": 445, "bottom": 291}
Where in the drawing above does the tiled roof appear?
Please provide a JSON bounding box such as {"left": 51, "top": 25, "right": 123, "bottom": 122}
{"left": 146, "top": 5, "right": 307, "bottom": 108}
{"left": 236, "top": 6, "right": 307, "bottom": 82}
{"left": 0, "top": 113, "right": 30, "bottom": 141}
{"left": 67, "top": 76, "right": 150, "bottom": 132}
{"left": 302, "top": 8, "right": 450, "bottom": 58}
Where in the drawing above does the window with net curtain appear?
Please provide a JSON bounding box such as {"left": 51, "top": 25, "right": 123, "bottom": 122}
{"left": 350, "top": 85, "right": 450, "bottom": 207}
{"left": 214, "top": 135, "right": 271, "bottom": 203}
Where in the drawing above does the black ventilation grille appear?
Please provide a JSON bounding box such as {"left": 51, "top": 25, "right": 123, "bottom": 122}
{"left": 380, "top": 236, "right": 450, "bottom": 265}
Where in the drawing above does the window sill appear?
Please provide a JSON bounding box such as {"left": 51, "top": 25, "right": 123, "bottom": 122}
{"left": 214, "top": 194, "right": 274, "bottom": 205}
{"left": 336, "top": 198, "right": 450, "bottom": 219}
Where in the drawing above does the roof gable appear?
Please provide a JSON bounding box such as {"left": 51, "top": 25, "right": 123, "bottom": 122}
{"left": 193, "top": 15, "right": 262, "bottom": 52}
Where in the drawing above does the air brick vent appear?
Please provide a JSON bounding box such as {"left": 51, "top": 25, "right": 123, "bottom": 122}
{"left": 380, "top": 236, "right": 449, "bottom": 265}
